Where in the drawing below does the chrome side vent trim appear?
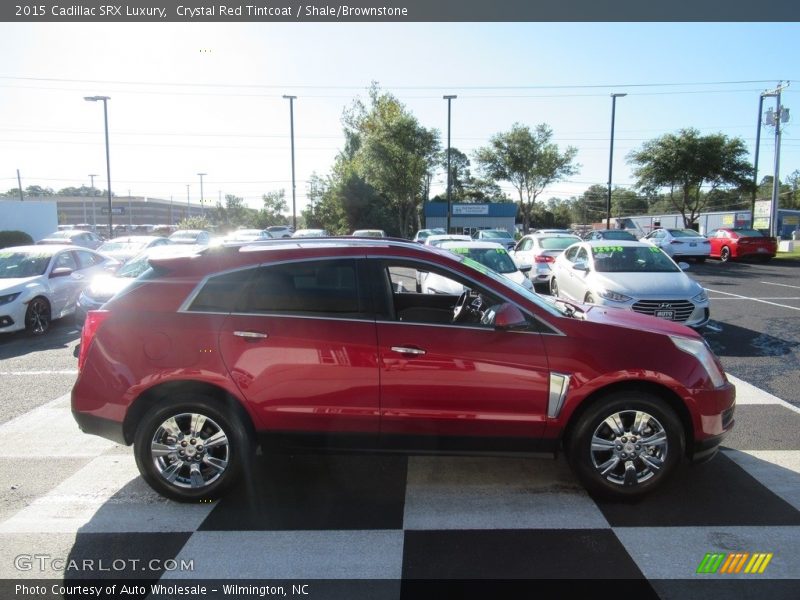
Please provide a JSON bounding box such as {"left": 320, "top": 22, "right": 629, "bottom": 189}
{"left": 548, "top": 372, "right": 571, "bottom": 419}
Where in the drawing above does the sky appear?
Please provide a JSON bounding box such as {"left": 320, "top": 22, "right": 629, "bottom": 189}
{"left": 0, "top": 21, "right": 798, "bottom": 215}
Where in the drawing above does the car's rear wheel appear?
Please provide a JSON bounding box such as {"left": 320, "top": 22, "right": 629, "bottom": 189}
{"left": 25, "top": 297, "right": 51, "bottom": 335}
{"left": 584, "top": 293, "right": 596, "bottom": 304}
{"left": 720, "top": 246, "right": 731, "bottom": 262}
{"left": 134, "top": 395, "right": 253, "bottom": 502}
{"left": 550, "top": 278, "right": 559, "bottom": 297}
{"left": 566, "top": 391, "right": 684, "bottom": 498}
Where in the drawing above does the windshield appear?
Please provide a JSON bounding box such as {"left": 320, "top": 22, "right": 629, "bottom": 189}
{"left": 733, "top": 228, "right": 764, "bottom": 237}
{"left": 480, "top": 230, "right": 512, "bottom": 239}
{"left": 115, "top": 253, "right": 155, "bottom": 278}
{"left": 597, "top": 230, "right": 637, "bottom": 241}
{"left": 448, "top": 246, "right": 518, "bottom": 274}
{"left": 99, "top": 241, "right": 145, "bottom": 253}
{"left": 669, "top": 229, "right": 703, "bottom": 238}
{"left": 592, "top": 245, "right": 680, "bottom": 273}
{"left": 0, "top": 251, "right": 52, "bottom": 278}
{"left": 539, "top": 236, "right": 580, "bottom": 250}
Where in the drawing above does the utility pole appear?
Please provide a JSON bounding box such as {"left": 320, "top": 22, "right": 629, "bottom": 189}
{"left": 752, "top": 94, "right": 765, "bottom": 223}
{"left": 762, "top": 82, "right": 790, "bottom": 238}
{"left": 186, "top": 184, "right": 190, "bottom": 220}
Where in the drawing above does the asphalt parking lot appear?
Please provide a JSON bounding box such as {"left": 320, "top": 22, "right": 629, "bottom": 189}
{"left": 689, "top": 258, "right": 800, "bottom": 407}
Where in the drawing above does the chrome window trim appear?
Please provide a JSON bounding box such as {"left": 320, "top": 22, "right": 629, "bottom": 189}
{"left": 548, "top": 372, "right": 572, "bottom": 419}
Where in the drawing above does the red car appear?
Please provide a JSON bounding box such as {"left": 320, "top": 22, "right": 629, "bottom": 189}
{"left": 707, "top": 227, "right": 777, "bottom": 262}
{"left": 72, "top": 240, "right": 735, "bottom": 502}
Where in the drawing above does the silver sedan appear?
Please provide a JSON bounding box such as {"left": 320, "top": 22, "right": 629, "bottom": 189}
{"left": 549, "top": 240, "right": 710, "bottom": 328}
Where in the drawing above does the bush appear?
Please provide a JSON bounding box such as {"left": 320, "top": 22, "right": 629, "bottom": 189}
{"left": 0, "top": 230, "right": 34, "bottom": 249}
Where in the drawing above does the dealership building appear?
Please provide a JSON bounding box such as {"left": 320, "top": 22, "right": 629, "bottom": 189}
{"left": 423, "top": 202, "right": 518, "bottom": 236}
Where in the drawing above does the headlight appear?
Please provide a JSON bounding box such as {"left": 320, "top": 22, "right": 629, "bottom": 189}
{"left": 670, "top": 336, "right": 726, "bottom": 388}
{"left": 692, "top": 289, "right": 708, "bottom": 303}
{"left": 0, "top": 292, "right": 21, "bottom": 306}
{"left": 598, "top": 289, "right": 632, "bottom": 303}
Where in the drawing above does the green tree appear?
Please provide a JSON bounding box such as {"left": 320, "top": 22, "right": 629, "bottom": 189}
{"left": 176, "top": 216, "right": 211, "bottom": 230}
{"left": 574, "top": 184, "right": 608, "bottom": 226}
{"left": 208, "top": 194, "right": 254, "bottom": 231}
{"left": 473, "top": 123, "right": 579, "bottom": 233}
{"left": 628, "top": 128, "right": 754, "bottom": 227}
{"left": 252, "top": 190, "right": 289, "bottom": 228}
{"left": 611, "top": 188, "right": 648, "bottom": 219}
{"left": 343, "top": 85, "right": 440, "bottom": 237}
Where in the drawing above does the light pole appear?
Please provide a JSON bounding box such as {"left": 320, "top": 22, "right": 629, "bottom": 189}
{"left": 606, "top": 93, "right": 627, "bottom": 229}
{"left": 186, "top": 184, "right": 190, "bottom": 220}
{"left": 88, "top": 173, "right": 98, "bottom": 232}
{"left": 197, "top": 173, "right": 207, "bottom": 218}
{"left": 283, "top": 95, "right": 297, "bottom": 229}
{"left": 84, "top": 96, "right": 112, "bottom": 237}
{"left": 443, "top": 95, "right": 457, "bottom": 234}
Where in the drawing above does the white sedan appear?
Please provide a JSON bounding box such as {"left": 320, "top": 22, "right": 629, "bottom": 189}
{"left": 0, "top": 245, "right": 118, "bottom": 335}
{"left": 549, "top": 240, "right": 710, "bottom": 329}
{"left": 640, "top": 228, "right": 711, "bottom": 262}
{"left": 420, "top": 241, "right": 533, "bottom": 293}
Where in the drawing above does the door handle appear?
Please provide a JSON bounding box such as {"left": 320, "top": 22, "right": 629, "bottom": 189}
{"left": 391, "top": 346, "right": 426, "bottom": 356}
{"left": 233, "top": 331, "right": 268, "bottom": 339}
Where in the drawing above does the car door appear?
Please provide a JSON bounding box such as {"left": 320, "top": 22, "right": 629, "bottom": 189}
{"left": 510, "top": 237, "right": 534, "bottom": 267}
{"left": 47, "top": 250, "right": 82, "bottom": 316}
{"left": 216, "top": 258, "right": 380, "bottom": 436}
{"left": 371, "top": 258, "right": 549, "bottom": 440}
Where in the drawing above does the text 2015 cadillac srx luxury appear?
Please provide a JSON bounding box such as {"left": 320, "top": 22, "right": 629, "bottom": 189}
{"left": 72, "top": 239, "right": 735, "bottom": 502}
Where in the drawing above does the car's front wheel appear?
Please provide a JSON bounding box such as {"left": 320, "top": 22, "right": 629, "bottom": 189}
{"left": 134, "top": 395, "right": 253, "bottom": 502}
{"left": 25, "top": 297, "right": 51, "bottom": 335}
{"left": 566, "top": 391, "right": 684, "bottom": 498}
{"left": 720, "top": 246, "right": 731, "bottom": 262}
{"left": 550, "top": 278, "right": 560, "bottom": 297}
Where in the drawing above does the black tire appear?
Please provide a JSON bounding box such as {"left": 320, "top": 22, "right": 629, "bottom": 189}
{"left": 550, "top": 278, "right": 559, "bottom": 297}
{"left": 565, "top": 391, "right": 685, "bottom": 499}
{"left": 25, "top": 297, "right": 51, "bottom": 335}
{"left": 134, "top": 395, "right": 253, "bottom": 502}
{"left": 584, "top": 293, "right": 596, "bottom": 304}
{"left": 720, "top": 246, "right": 731, "bottom": 262}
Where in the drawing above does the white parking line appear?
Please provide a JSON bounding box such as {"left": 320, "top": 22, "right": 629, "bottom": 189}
{"left": 705, "top": 288, "right": 800, "bottom": 311}
{"left": 761, "top": 281, "right": 800, "bottom": 290}
{"left": 708, "top": 297, "right": 800, "bottom": 301}
{"left": 0, "top": 370, "right": 78, "bottom": 375}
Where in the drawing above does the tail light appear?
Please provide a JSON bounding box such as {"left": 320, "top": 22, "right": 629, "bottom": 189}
{"left": 79, "top": 310, "right": 110, "bottom": 370}
{"left": 535, "top": 255, "right": 555, "bottom": 263}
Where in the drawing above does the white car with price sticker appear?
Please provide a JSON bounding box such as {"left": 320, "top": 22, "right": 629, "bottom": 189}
{"left": 549, "top": 240, "right": 710, "bottom": 329}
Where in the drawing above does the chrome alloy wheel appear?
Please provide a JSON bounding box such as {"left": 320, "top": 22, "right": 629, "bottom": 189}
{"left": 150, "top": 412, "right": 230, "bottom": 490}
{"left": 589, "top": 410, "right": 668, "bottom": 487}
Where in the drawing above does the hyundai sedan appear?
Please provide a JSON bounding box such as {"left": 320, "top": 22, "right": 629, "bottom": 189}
{"left": 550, "top": 240, "right": 710, "bottom": 328}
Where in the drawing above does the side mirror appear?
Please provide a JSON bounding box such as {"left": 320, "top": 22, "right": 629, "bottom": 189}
{"left": 50, "top": 267, "right": 73, "bottom": 278}
{"left": 489, "top": 303, "right": 529, "bottom": 331}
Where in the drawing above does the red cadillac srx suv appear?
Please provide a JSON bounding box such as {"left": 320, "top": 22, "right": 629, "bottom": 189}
{"left": 72, "top": 239, "right": 735, "bottom": 502}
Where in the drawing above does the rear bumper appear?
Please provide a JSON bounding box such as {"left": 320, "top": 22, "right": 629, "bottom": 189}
{"left": 72, "top": 410, "right": 128, "bottom": 445}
